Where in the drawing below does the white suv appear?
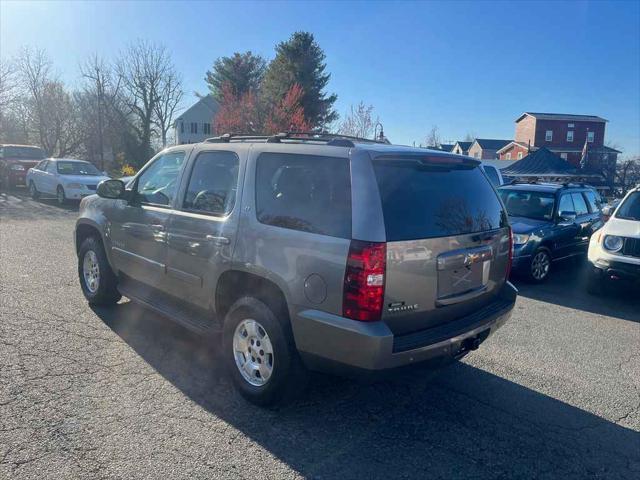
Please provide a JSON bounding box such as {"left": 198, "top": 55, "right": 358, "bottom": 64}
{"left": 587, "top": 186, "right": 640, "bottom": 293}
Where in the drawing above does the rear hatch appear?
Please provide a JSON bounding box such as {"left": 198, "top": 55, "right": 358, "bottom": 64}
{"left": 372, "top": 155, "right": 511, "bottom": 336}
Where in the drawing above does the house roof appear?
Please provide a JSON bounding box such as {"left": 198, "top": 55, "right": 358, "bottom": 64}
{"left": 174, "top": 95, "right": 219, "bottom": 123}
{"left": 497, "top": 141, "right": 529, "bottom": 154}
{"left": 454, "top": 141, "right": 472, "bottom": 151}
{"left": 427, "top": 143, "right": 455, "bottom": 152}
{"left": 473, "top": 139, "right": 512, "bottom": 150}
{"left": 515, "top": 112, "right": 608, "bottom": 123}
{"left": 501, "top": 147, "right": 576, "bottom": 176}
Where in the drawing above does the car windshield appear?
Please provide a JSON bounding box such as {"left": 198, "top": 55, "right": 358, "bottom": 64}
{"left": 499, "top": 189, "right": 556, "bottom": 221}
{"left": 57, "top": 161, "right": 101, "bottom": 176}
{"left": 615, "top": 191, "right": 640, "bottom": 220}
{"left": 1, "top": 146, "right": 46, "bottom": 159}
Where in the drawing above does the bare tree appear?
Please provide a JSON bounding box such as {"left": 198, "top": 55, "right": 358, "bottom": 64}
{"left": 425, "top": 125, "right": 441, "bottom": 147}
{"left": 616, "top": 157, "right": 640, "bottom": 194}
{"left": 338, "top": 101, "right": 378, "bottom": 139}
{"left": 153, "top": 67, "right": 183, "bottom": 148}
{"left": 14, "top": 47, "right": 81, "bottom": 156}
{"left": 14, "top": 47, "right": 53, "bottom": 151}
{"left": 463, "top": 132, "right": 476, "bottom": 142}
{"left": 0, "top": 59, "right": 16, "bottom": 110}
{"left": 116, "top": 40, "right": 176, "bottom": 163}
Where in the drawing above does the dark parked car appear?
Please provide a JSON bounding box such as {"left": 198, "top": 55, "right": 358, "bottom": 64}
{"left": 75, "top": 133, "right": 516, "bottom": 405}
{"left": 498, "top": 182, "right": 604, "bottom": 282}
{"left": 0, "top": 144, "right": 46, "bottom": 189}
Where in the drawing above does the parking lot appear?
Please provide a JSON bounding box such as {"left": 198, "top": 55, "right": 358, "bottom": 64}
{"left": 1, "top": 191, "right": 639, "bottom": 479}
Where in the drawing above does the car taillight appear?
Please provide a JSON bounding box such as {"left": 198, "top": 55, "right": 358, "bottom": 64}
{"left": 506, "top": 227, "right": 513, "bottom": 278}
{"left": 343, "top": 240, "right": 386, "bottom": 322}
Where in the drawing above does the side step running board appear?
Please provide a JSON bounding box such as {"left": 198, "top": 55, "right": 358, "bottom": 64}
{"left": 118, "top": 279, "right": 221, "bottom": 337}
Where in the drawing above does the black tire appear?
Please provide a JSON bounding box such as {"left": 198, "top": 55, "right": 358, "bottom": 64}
{"left": 223, "top": 297, "right": 306, "bottom": 406}
{"left": 56, "top": 185, "right": 66, "bottom": 205}
{"left": 527, "top": 247, "right": 552, "bottom": 283}
{"left": 29, "top": 181, "right": 40, "bottom": 200}
{"left": 78, "top": 236, "right": 121, "bottom": 306}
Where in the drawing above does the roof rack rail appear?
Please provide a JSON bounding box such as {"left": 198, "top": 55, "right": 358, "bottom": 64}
{"left": 204, "top": 131, "right": 388, "bottom": 147}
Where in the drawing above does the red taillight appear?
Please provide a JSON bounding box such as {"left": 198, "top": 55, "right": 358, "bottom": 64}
{"left": 506, "top": 227, "right": 514, "bottom": 278}
{"left": 343, "top": 240, "right": 386, "bottom": 322}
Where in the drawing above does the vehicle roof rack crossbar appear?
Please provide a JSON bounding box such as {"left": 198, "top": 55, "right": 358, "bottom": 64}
{"left": 205, "top": 131, "right": 385, "bottom": 146}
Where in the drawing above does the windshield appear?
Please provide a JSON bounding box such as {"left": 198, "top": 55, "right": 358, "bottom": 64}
{"left": 499, "top": 189, "right": 556, "bottom": 221}
{"left": 615, "top": 191, "right": 640, "bottom": 220}
{"left": 56, "top": 161, "right": 102, "bottom": 176}
{"left": 1, "top": 146, "right": 46, "bottom": 160}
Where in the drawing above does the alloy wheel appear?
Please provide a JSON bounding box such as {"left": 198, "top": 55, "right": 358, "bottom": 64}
{"left": 82, "top": 250, "right": 100, "bottom": 293}
{"left": 57, "top": 187, "right": 65, "bottom": 204}
{"left": 233, "top": 318, "right": 274, "bottom": 387}
{"left": 531, "top": 251, "right": 550, "bottom": 280}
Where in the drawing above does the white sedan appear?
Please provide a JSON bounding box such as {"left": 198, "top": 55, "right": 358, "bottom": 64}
{"left": 26, "top": 158, "right": 110, "bottom": 204}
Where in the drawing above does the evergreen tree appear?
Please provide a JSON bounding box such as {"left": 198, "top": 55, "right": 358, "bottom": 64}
{"left": 262, "top": 32, "right": 337, "bottom": 129}
{"left": 205, "top": 52, "right": 266, "bottom": 100}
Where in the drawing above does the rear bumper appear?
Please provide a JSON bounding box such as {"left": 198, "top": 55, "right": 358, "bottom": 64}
{"left": 292, "top": 282, "right": 517, "bottom": 377}
{"left": 6, "top": 171, "right": 27, "bottom": 186}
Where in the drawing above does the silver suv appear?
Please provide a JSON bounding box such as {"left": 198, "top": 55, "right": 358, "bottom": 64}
{"left": 75, "top": 133, "right": 517, "bottom": 405}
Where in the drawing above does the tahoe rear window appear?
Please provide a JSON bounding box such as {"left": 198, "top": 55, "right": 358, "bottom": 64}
{"left": 373, "top": 158, "right": 506, "bottom": 241}
{"left": 256, "top": 152, "right": 351, "bottom": 238}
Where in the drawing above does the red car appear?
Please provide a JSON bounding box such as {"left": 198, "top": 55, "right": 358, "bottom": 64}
{"left": 0, "top": 144, "right": 47, "bottom": 189}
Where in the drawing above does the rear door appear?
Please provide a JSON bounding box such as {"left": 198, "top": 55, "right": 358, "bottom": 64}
{"left": 571, "top": 191, "right": 593, "bottom": 253}
{"left": 371, "top": 156, "right": 510, "bottom": 335}
{"left": 165, "top": 148, "right": 244, "bottom": 310}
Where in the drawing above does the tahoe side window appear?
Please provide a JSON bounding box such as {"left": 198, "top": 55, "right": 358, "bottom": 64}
{"left": 571, "top": 193, "right": 589, "bottom": 216}
{"left": 183, "top": 151, "right": 239, "bottom": 216}
{"left": 255, "top": 153, "right": 352, "bottom": 238}
{"left": 136, "top": 151, "right": 186, "bottom": 206}
{"left": 374, "top": 159, "right": 506, "bottom": 241}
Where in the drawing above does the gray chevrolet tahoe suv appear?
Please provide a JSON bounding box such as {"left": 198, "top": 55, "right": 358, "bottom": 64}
{"left": 75, "top": 133, "right": 517, "bottom": 405}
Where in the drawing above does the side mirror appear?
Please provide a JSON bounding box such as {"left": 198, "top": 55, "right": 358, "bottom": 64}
{"left": 558, "top": 210, "right": 577, "bottom": 224}
{"left": 602, "top": 205, "right": 613, "bottom": 216}
{"left": 97, "top": 179, "right": 126, "bottom": 199}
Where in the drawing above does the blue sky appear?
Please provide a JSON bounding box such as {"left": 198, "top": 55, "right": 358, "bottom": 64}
{"left": 1, "top": 0, "right": 639, "bottom": 155}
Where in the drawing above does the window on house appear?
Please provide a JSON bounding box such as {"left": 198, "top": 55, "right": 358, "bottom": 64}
{"left": 474, "top": 152, "right": 480, "bottom": 159}
{"left": 545, "top": 130, "right": 553, "bottom": 142}
{"left": 587, "top": 131, "right": 595, "bottom": 143}
{"left": 180, "top": 122, "right": 184, "bottom": 134}
{"left": 506, "top": 152, "right": 511, "bottom": 160}
{"left": 190, "top": 122, "right": 198, "bottom": 134}
{"left": 560, "top": 153, "right": 568, "bottom": 160}
{"left": 568, "top": 123, "right": 574, "bottom": 128}
{"left": 203, "top": 123, "right": 211, "bottom": 135}
{"left": 567, "top": 131, "right": 574, "bottom": 142}
{"left": 517, "top": 152, "right": 523, "bottom": 160}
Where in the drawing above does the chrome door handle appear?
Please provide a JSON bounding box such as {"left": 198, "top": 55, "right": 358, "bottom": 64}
{"left": 206, "top": 235, "right": 230, "bottom": 245}
{"left": 151, "top": 224, "right": 165, "bottom": 231}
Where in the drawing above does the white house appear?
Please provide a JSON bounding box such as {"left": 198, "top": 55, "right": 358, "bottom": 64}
{"left": 173, "top": 95, "right": 220, "bottom": 144}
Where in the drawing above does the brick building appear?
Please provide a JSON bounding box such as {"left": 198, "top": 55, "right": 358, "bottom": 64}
{"left": 499, "top": 112, "right": 620, "bottom": 166}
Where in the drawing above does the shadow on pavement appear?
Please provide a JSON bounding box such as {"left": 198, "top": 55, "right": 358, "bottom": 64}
{"left": 0, "top": 188, "right": 79, "bottom": 220}
{"left": 93, "top": 301, "right": 639, "bottom": 479}
{"left": 512, "top": 259, "right": 639, "bottom": 323}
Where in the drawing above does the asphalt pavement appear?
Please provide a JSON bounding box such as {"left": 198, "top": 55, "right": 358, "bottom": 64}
{"left": 1, "top": 191, "right": 639, "bottom": 479}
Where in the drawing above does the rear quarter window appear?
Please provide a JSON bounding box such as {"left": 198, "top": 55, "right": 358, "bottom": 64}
{"left": 255, "top": 152, "right": 351, "bottom": 238}
{"left": 373, "top": 159, "right": 507, "bottom": 241}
